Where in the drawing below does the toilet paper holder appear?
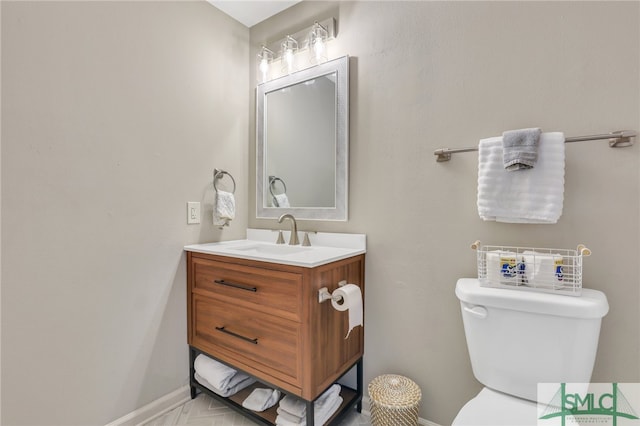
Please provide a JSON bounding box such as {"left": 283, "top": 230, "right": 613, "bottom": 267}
{"left": 318, "top": 280, "right": 347, "bottom": 304}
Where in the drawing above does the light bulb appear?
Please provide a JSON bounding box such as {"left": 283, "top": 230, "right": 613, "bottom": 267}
{"left": 313, "top": 38, "right": 325, "bottom": 62}
{"left": 257, "top": 46, "right": 273, "bottom": 83}
{"left": 281, "top": 35, "right": 298, "bottom": 74}
{"left": 308, "top": 22, "right": 328, "bottom": 64}
{"left": 285, "top": 49, "right": 294, "bottom": 73}
{"left": 259, "top": 58, "right": 269, "bottom": 81}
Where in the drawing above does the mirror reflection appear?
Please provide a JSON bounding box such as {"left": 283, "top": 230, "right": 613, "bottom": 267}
{"left": 265, "top": 74, "right": 336, "bottom": 208}
{"left": 256, "top": 56, "right": 348, "bottom": 221}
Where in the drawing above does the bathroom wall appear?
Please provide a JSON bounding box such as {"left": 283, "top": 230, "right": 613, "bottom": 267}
{"left": 1, "top": 2, "right": 248, "bottom": 425}
{"left": 250, "top": 2, "right": 640, "bottom": 424}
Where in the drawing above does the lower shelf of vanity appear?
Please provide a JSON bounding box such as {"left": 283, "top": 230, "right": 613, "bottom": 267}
{"left": 189, "top": 349, "right": 363, "bottom": 426}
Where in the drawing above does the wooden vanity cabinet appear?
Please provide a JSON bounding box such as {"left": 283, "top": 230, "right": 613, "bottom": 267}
{"left": 186, "top": 251, "right": 365, "bottom": 425}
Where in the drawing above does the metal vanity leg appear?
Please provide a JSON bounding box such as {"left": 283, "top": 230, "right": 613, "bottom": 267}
{"left": 357, "top": 358, "right": 363, "bottom": 413}
{"left": 189, "top": 347, "right": 197, "bottom": 399}
{"left": 306, "top": 399, "right": 314, "bottom": 425}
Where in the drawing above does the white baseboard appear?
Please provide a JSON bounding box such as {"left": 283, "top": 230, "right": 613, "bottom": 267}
{"left": 104, "top": 385, "right": 191, "bottom": 426}
{"left": 105, "top": 387, "right": 442, "bottom": 426}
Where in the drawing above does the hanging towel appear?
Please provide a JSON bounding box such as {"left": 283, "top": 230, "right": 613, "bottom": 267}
{"left": 214, "top": 190, "right": 235, "bottom": 227}
{"left": 477, "top": 132, "right": 565, "bottom": 223}
{"left": 274, "top": 193, "right": 290, "bottom": 208}
{"left": 242, "top": 388, "right": 281, "bottom": 412}
{"left": 502, "top": 127, "right": 542, "bottom": 171}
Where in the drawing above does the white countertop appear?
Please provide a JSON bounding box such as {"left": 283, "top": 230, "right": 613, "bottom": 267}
{"left": 184, "top": 228, "right": 366, "bottom": 268}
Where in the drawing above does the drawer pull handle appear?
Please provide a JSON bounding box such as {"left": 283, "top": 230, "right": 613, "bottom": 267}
{"left": 215, "top": 326, "right": 259, "bottom": 345}
{"left": 214, "top": 279, "right": 257, "bottom": 292}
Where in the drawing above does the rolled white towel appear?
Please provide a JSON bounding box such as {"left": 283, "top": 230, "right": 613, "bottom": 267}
{"left": 275, "top": 396, "right": 343, "bottom": 426}
{"left": 194, "top": 372, "right": 255, "bottom": 398}
{"left": 276, "top": 407, "right": 304, "bottom": 423}
{"left": 242, "top": 388, "right": 281, "bottom": 412}
{"left": 278, "top": 395, "right": 306, "bottom": 418}
{"left": 194, "top": 354, "right": 237, "bottom": 390}
{"left": 276, "top": 384, "right": 342, "bottom": 425}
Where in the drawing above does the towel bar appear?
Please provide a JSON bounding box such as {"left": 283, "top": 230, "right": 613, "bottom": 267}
{"left": 434, "top": 130, "right": 636, "bottom": 162}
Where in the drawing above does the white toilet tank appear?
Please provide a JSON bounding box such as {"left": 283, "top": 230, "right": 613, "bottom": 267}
{"left": 456, "top": 278, "right": 609, "bottom": 402}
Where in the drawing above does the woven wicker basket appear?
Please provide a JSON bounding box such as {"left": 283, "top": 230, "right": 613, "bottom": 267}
{"left": 368, "top": 375, "right": 422, "bottom": 426}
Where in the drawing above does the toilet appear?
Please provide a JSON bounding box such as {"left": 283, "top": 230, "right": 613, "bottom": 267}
{"left": 452, "top": 278, "right": 609, "bottom": 425}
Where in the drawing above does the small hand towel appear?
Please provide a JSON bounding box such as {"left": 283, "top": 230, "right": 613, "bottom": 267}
{"left": 194, "top": 372, "right": 255, "bottom": 398}
{"left": 214, "top": 190, "right": 235, "bottom": 227}
{"left": 242, "top": 388, "right": 281, "bottom": 412}
{"left": 477, "top": 132, "right": 565, "bottom": 223}
{"left": 502, "top": 127, "right": 542, "bottom": 170}
{"left": 274, "top": 193, "right": 290, "bottom": 208}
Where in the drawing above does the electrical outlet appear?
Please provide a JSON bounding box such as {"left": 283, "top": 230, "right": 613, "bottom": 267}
{"left": 187, "top": 202, "right": 200, "bottom": 224}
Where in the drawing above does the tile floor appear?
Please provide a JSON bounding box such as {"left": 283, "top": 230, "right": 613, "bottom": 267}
{"left": 144, "top": 392, "right": 370, "bottom": 426}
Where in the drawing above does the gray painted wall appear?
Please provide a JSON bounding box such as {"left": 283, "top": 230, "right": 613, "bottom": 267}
{"left": 250, "top": 2, "right": 640, "bottom": 424}
{"left": 1, "top": 2, "right": 248, "bottom": 424}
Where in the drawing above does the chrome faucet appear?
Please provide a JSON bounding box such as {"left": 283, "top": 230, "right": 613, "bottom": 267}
{"left": 277, "top": 213, "right": 299, "bottom": 245}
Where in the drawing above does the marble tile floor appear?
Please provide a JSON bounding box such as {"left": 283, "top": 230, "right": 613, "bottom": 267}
{"left": 144, "top": 392, "right": 371, "bottom": 426}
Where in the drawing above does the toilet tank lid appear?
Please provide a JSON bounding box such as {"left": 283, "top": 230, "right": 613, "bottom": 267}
{"left": 455, "top": 278, "right": 609, "bottom": 319}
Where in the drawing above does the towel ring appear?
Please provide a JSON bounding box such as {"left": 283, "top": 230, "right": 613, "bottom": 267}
{"left": 268, "top": 176, "right": 287, "bottom": 198}
{"left": 213, "top": 169, "right": 236, "bottom": 194}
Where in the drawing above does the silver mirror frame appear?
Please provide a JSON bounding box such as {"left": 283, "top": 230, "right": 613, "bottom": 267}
{"left": 256, "top": 56, "right": 349, "bottom": 221}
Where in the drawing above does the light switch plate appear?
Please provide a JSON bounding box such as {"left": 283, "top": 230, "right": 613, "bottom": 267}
{"left": 187, "top": 202, "right": 200, "bottom": 224}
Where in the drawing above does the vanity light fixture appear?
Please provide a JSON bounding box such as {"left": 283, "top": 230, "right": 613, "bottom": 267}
{"left": 309, "top": 21, "right": 328, "bottom": 64}
{"left": 257, "top": 17, "right": 336, "bottom": 83}
{"left": 258, "top": 45, "right": 274, "bottom": 83}
{"left": 281, "top": 35, "right": 298, "bottom": 74}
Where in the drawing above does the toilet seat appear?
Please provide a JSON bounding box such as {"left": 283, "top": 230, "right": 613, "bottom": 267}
{"left": 452, "top": 387, "right": 538, "bottom": 426}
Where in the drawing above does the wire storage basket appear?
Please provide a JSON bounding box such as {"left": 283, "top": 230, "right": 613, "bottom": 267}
{"left": 471, "top": 240, "right": 591, "bottom": 296}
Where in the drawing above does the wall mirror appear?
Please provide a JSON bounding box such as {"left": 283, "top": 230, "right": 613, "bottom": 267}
{"left": 256, "top": 55, "right": 348, "bottom": 221}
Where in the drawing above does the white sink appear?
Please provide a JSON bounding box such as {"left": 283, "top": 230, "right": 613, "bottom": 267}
{"left": 227, "top": 243, "right": 309, "bottom": 256}
{"left": 184, "top": 228, "right": 366, "bottom": 268}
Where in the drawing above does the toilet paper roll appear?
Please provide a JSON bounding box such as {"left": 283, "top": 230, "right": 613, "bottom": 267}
{"left": 331, "top": 284, "right": 363, "bottom": 339}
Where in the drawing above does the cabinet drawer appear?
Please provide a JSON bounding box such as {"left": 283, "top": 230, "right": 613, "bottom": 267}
{"left": 192, "top": 256, "right": 302, "bottom": 321}
{"left": 191, "top": 293, "right": 301, "bottom": 388}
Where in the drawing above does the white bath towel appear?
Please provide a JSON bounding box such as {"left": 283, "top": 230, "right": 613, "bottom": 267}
{"left": 194, "top": 372, "right": 255, "bottom": 398}
{"left": 477, "top": 132, "right": 565, "bottom": 223}
{"left": 274, "top": 193, "right": 290, "bottom": 208}
{"left": 214, "top": 190, "right": 235, "bottom": 227}
{"left": 522, "top": 251, "right": 564, "bottom": 289}
{"left": 242, "top": 388, "right": 281, "bottom": 412}
{"left": 276, "top": 384, "right": 342, "bottom": 425}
